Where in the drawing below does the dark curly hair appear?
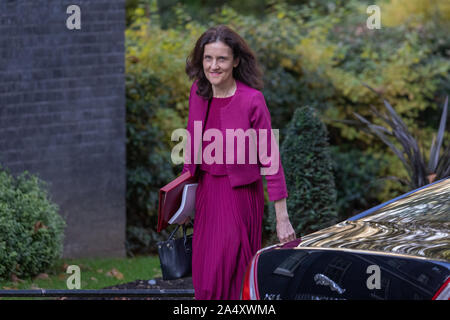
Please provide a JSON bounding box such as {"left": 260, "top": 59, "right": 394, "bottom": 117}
{"left": 185, "top": 25, "right": 264, "bottom": 99}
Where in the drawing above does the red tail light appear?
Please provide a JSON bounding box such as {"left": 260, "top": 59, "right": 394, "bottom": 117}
{"left": 241, "top": 260, "right": 252, "bottom": 300}
{"left": 241, "top": 244, "right": 281, "bottom": 300}
{"left": 432, "top": 278, "right": 450, "bottom": 300}
{"left": 240, "top": 255, "right": 260, "bottom": 300}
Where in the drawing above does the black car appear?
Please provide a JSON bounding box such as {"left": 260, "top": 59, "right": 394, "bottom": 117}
{"left": 241, "top": 177, "right": 450, "bottom": 300}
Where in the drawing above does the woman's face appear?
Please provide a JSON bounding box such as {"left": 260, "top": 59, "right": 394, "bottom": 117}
{"left": 202, "top": 41, "right": 239, "bottom": 88}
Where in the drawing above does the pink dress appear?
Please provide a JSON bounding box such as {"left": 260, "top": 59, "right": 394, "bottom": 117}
{"left": 192, "top": 95, "right": 265, "bottom": 300}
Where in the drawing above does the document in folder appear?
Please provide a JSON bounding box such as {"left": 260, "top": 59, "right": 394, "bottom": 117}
{"left": 168, "top": 183, "right": 198, "bottom": 224}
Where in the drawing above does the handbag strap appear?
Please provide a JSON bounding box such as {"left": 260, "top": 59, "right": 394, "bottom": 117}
{"left": 168, "top": 224, "right": 181, "bottom": 240}
{"left": 194, "top": 98, "right": 212, "bottom": 172}
{"left": 182, "top": 224, "right": 188, "bottom": 246}
{"left": 168, "top": 221, "right": 194, "bottom": 241}
{"left": 204, "top": 98, "right": 212, "bottom": 134}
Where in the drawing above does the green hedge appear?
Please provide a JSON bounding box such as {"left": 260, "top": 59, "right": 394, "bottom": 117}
{"left": 125, "top": 72, "right": 177, "bottom": 255}
{"left": 0, "top": 167, "right": 65, "bottom": 280}
{"left": 330, "top": 146, "right": 385, "bottom": 221}
{"left": 266, "top": 107, "right": 338, "bottom": 241}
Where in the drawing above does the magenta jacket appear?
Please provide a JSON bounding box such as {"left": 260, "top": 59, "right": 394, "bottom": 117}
{"left": 182, "top": 79, "right": 288, "bottom": 202}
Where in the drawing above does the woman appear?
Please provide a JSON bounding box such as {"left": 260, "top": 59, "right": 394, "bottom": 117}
{"left": 181, "top": 25, "right": 296, "bottom": 300}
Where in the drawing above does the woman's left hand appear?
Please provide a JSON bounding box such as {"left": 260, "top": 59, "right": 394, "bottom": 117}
{"left": 276, "top": 216, "right": 296, "bottom": 243}
{"left": 274, "top": 198, "right": 296, "bottom": 243}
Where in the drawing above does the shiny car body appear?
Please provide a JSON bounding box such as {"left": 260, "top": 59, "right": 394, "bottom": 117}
{"left": 241, "top": 177, "right": 450, "bottom": 300}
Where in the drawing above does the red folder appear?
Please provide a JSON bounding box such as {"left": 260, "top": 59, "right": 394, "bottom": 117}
{"left": 157, "top": 171, "right": 198, "bottom": 232}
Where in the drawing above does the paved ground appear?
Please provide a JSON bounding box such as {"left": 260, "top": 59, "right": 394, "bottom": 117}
{"left": 57, "top": 276, "right": 194, "bottom": 300}
{"left": 103, "top": 276, "right": 194, "bottom": 300}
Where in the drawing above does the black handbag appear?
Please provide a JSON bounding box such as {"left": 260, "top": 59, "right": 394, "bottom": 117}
{"left": 157, "top": 223, "right": 193, "bottom": 280}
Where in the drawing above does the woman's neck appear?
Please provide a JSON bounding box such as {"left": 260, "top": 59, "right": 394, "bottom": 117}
{"left": 212, "top": 78, "right": 236, "bottom": 98}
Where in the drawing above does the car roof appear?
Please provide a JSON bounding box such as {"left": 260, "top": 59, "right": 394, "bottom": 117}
{"left": 297, "top": 177, "right": 450, "bottom": 261}
{"left": 347, "top": 177, "right": 450, "bottom": 221}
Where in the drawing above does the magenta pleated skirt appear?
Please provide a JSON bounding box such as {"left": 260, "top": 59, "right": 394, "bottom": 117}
{"left": 192, "top": 169, "right": 265, "bottom": 300}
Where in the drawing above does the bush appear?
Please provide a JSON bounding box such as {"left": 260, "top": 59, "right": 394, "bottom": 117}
{"left": 265, "top": 107, "right": 338, "bottom": 242}
{"left": 330, "top": 146, "right": 385, "bottom": 221}
{"left": 353, "top": 94, "right": 450, "bottom": 189}
{"left": 125, "top": 73, "right": 176, "bottom": 255}
{"left": 0, "top": 167, "right": 65, "bottom": 280}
